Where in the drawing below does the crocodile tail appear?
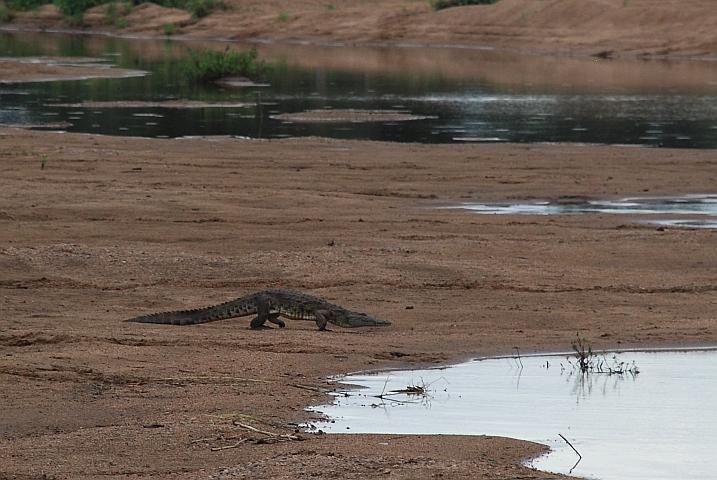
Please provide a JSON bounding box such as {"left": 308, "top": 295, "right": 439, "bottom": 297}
{"left": 125, "top": 299, "right": 254, "bottom": 325}
{"left": 125, "top": 309, "right": 206, "bottom": 325}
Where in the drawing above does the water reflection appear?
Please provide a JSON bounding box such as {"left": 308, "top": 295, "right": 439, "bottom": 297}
{"left": 309, "top": 350, "right": 717, "bottom": 480}
{"left": 454, "top": 194, "right": 717, "bottom": 228}
{"left": 1, "top": 31, "right": 717, "bottom": 146}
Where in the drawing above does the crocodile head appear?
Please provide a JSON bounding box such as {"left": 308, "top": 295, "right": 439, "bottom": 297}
{"left": 332, "top": 309, "right": 391, "bottom": 328}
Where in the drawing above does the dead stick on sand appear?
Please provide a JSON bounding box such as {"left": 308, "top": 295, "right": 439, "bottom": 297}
{"left": 236, "top": 423, "right": 299, "bottom": 441}
{"left": 159, "top": 376, "right": 270, "bottom": 384}
{"left": 292, "top": 383, "right": 330, "bottom": 393}
{"left": 210, "top": 438, "right": 247, "bottom": 451}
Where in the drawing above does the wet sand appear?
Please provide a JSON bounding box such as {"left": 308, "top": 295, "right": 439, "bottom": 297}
{"left": 2, "top": 127, "right": 716, "bottom": 478}
{"left": 0, "top": 57, "right": 146, "bottom": 83}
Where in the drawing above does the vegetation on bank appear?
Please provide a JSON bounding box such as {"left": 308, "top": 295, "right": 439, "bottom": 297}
{"left": 0, "top": 0, "right": 224, "bottom": 23}
{"left": 1, "top": 0, "right": 502, "bottom": 24}
{"left": 430, "top": 0, "right": 499, "bottom": 10}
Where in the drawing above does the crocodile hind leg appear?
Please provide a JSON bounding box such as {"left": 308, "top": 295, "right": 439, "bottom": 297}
{"left": 249, "top": 294, "right": 271, "bottom": 329}
{"left": 251, "top": 312, "right": 285, "bottom": 328}
{"left": 249, "top": 294, "right": 285, "bottom": 329}
{"left": 267, "top": 312, "right": 285, "bottom": 328}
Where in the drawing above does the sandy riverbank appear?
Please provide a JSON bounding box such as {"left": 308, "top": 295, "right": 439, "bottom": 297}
{"left": 2, "top": 127, "right": 716, "bottom": 478}
{"left": 2, "top": 2, "right": 717, "bottom": 477}
{"left": 5, "top": 0, "right": 717, "bottom": 59}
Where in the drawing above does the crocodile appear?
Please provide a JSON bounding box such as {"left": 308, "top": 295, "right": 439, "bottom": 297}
{"left": 124, "top": 289, "right": 391, "bottom": 331}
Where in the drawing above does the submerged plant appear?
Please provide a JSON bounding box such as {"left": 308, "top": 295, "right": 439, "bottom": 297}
{"left": 368, "top": 376, "right": 448, "bottom": 408}
{"left": 567, "top": 334, "right": 639, "bottom": 377}
{"left": 571, "top": 335, "right": 594, "bottom": 374}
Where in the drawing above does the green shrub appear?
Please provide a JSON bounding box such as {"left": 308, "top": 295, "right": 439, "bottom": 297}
{"left": 103, "top": 2, "right": 116, "bottom": 23}
{"left": 7, "top": 0, "right": 49, "bottom": 10}
{"left": 51, "top": 0, "right": 222, "bottom": 19}
{"left": 0, "top": 5, "right": 14, "bottom": 21}
{"left": 430, "top": 0, "right": 499, "bottom": 10}
{"left": 162, "top": 22, "right": 176, "bottom": 34}
{"left": 54, "top": 0, "right": 97, "bottom": 16}
{"left": 184, "top": 46, "right": 263, "bottom": 83}
{"left": 185, "top": 0, "right": 216, "bottom": 17}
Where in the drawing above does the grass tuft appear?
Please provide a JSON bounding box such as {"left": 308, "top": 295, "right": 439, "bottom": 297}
{"left": 163, "top": 22, "right": 176, "bottom": 34}
{"left": 183, "top": 45, "right": 263, "bottom": 83}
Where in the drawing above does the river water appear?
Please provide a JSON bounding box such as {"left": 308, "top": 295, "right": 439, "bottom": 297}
{"left": 2, "top": 31, "right": 717, "bottom": 147}
{"left": 308, "top": 350, "right": 717, "bottom": 480}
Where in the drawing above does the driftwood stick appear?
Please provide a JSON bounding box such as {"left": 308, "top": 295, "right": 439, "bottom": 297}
{"left": 293, "top": 383, "right": 330, "bottom": 393}
{"left": 158, "top": 376, "right": 270, "bottom": 384}
{"left": 236, "top": 423, "right": 299, "bottom": 440}
{"left": 210, "top": 438, "right": 247, "bottom": 451}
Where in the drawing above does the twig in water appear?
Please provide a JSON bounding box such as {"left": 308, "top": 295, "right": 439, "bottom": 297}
{"left": 559, "top": 433, "right": 582, "bottom": 473}
{"left": 559, "top": 433, "right": 582, "bottom": 459}
{"left": 513, "top": 346, "right": 523, "bottom": 369}
{"left": 377, "top": 375, "right": 391, "bottom": 399}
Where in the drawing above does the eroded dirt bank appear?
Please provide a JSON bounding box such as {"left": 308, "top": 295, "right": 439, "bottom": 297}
{"left": 7, "top": 0, "right": 717, "bottom": 59}
{"left": 1, "top": 128, "right": 716, "bottom": 478}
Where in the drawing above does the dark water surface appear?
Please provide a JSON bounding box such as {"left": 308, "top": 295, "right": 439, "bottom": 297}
{"left": 2, "top": 31, "right": 717, "bottom": 147}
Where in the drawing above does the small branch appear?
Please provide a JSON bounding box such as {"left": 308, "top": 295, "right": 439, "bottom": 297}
{"left": 210, "top": 438, "right": 247, "bottom": 451}
{"left": 191, "top": 436, "right": 221, "bottom": 444}
{"left": 236, "top": 423, "right": 300, "bottom": 441}
{"left": 513, "top": 346, "right": 523, "bottom": 369}
{"left": 292, "top": 384, "right": 331, "bottom": 393}
{"left": 158, "top": 375, "right": 270, "bottom": 384}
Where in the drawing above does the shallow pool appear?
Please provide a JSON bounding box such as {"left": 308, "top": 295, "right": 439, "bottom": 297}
{"left": 308, "top": 350, "right": 717, "bottom": 479}
{"left": 455, "top": 194, "right": 717, "bottom": 229}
